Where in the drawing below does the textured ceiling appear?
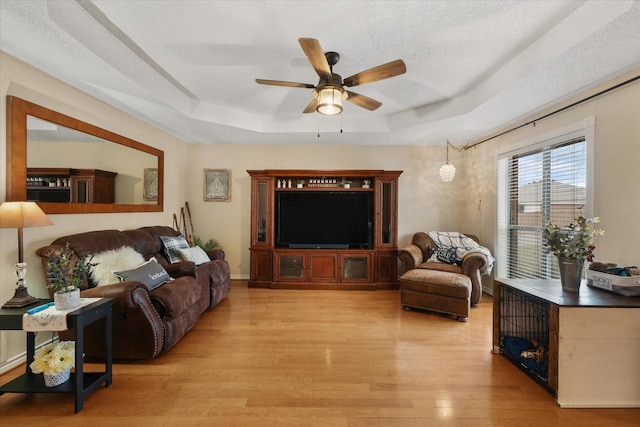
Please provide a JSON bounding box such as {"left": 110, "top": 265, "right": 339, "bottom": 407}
{"left": 1, "top": 0, "right": 639, "bottom": 146}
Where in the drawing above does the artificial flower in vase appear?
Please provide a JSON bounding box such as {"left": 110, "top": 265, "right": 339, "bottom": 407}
{"left": 29, "top": 341, "right": 75, "bottom": 387}
{"left": 543, "top": 216, "right": 604, "bottom": 292}
{"left": 45, "top": 243, "right": 96, "bottom": 310}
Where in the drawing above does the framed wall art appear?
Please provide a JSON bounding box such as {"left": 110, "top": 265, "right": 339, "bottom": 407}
{"left": 143, "top": 168, "right": 158, "bottom": 201}
{"left": 204, "top": 169, "right": 231, "bottom": 201}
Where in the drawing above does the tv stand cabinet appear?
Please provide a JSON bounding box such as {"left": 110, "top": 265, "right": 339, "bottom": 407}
{"left": 247, "top": 169, "right": 402, "bottom": 290}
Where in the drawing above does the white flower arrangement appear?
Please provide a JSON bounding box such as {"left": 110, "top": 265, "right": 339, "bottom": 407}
{"left": 29, "top": 341, "right": 75, "bottom": 375}
{"left": 543, "top": 216, "right": 604, "bottom": 261}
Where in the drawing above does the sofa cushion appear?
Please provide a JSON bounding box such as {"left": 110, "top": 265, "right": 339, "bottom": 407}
{"left": 400, "top": 269, "right": 471, "bottom": 300}
{"left": 114, "top": 258, "right": 173, "bottom": 291}
{"left": 177, "top": 246, "right": 210, "bottom": 265}
{"left": 90, "top": 246, "right": 145, "bottom": 286}
{"left": 418, "top": 261, "right": 462, "bottom": 275}
{"left": 159, "top": 235, "right": 190, "bottom": 264}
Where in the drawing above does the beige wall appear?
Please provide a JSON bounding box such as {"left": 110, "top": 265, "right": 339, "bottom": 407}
{"left": 457, "top": 69, "right": 640, "bottom": 278}
{"left": 0, "top": 53, "right": 187, "bottom": 369}
{"left": 183, "top": 143, "right": 468, "bottom": 278}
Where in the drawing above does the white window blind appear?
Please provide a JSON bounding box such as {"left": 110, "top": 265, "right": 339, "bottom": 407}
{"left": 497, "top": 138, "right": 587, "bottom": 279}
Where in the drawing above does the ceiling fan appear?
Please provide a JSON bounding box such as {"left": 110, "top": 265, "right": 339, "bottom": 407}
{"left": 256, "top": 38, "right": 406, "bottom": 115}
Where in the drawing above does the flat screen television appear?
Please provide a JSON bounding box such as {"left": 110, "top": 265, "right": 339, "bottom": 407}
{"left": 276, "top": 191, "right": 373, "bottom": 249}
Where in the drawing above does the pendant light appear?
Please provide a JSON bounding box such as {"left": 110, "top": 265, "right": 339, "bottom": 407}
{"left": 439, "top": 140, "right": 456, "bottom": 182}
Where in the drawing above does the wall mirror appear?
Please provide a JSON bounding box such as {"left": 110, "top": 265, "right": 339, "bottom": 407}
{"left": 6, "top": 96, "right": 163, "bottom": 214}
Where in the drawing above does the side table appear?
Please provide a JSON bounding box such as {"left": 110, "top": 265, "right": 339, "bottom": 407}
{"left": 0, "top": 298, "right": 113, "bottom": 413}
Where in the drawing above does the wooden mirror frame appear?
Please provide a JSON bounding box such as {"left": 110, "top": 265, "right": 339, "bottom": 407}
{"left": 6, "top": 96, "right": 163, "bottom": 214}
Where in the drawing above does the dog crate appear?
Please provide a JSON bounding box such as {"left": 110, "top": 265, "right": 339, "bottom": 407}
{"left": 497, "top": 285, "right": 553, "bottom": 390}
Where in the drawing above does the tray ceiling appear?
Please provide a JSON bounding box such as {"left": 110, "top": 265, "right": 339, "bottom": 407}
{"left": 1, "top": 0, "right": 639, "bottom": 146}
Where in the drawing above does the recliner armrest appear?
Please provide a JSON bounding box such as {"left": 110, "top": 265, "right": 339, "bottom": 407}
{"left": 77, "top": 281, "right": 165, "bottom": 359}
{"left": 206, "top": 248, "right": 225, "bottom": 260}
{"left": 460, "top": 252, "right": 488, "bottom": 307}
{"left": 164, "top": 261, "right": 197, "bottom": 279}
{"left": 460, "top": 251, "right": 488, "bottom": 273}
{"left": 398, "top": 244, "right": 424, "bottom": 274}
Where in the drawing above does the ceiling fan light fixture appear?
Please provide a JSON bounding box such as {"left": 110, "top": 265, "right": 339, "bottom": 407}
{"left": 316, "top": 87, "right": 344, "bottom": 115}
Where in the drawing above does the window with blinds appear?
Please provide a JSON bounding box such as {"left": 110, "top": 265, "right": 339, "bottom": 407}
{"left": 497, "top": 137, "right": 587, "bottom": 279}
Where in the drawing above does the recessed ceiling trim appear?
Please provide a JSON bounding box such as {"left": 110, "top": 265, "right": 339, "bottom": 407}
{"left": 47, "top": 0, "right": 194, "bottom": 113}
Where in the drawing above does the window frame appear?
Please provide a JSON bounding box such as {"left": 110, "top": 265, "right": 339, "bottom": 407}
{"left": 496, "top": 118, "right": 595, "bottom": 280}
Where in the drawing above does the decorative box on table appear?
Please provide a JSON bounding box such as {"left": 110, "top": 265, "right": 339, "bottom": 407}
{"left": 587, "top": 270, "right": 640, "bottom": 296}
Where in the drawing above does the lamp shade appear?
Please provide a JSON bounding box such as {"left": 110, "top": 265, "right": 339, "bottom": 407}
{"left": 439, "top": 163, "right": 456, "bottom": 182}
{"left": 316, "top": 87, "right": 344, "bottom": 115}
{"left": 0, "top": 201, "right": 53, "bottom": 229}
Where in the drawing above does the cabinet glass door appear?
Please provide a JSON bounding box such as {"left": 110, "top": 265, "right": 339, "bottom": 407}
{"left": 343, "top": 256, "right": 369, "bottom": 280}
{"left": 278, "top": 255, "right": 305, "bottom": 279}
{"left": 257, "top": 181, "right": 268, "bottom": 243}
{"left": 380, "top": 181, "right": 392, "bottom": 244}
{"left": 72, "top": 178, "right": 92, "bottom": 203}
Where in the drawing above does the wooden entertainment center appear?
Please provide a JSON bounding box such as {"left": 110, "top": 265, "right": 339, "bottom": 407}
{"left": 247, "top": 169, "right": 402, "bottom": 290}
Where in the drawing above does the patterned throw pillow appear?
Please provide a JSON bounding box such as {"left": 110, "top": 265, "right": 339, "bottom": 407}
{"left": 159, "top": 235, "right": 190, "bottom": 264}
{"left": 434, "top": 247, "right": 459, "bottom": 264}
{"left": 113, "top": 258, "right": 172, "bottom": 291}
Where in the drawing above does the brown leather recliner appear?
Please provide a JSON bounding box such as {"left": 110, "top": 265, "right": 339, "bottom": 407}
{"left": 397, "top": 232, "right": 488, "bottom": 307}
{"left": 36, "top": 226, "right": 230, "bottom": 360}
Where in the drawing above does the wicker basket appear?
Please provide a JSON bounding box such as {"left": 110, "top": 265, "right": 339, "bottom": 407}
{"left": 43, "top": 369, "right": 71, "bottom": 387}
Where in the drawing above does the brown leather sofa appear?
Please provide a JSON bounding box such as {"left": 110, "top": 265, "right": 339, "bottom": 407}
{"left": 398, "top": 232, "right": 488, "bottom": 307}
{"left": 36, "top": 226, "right": 231, "bottom": 360}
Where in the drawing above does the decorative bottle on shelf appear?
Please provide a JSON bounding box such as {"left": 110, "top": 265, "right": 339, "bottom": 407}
{"left": 277, "top": 179, "right": 281, "bottom": 188}
{"left": 288, "top": 179, "right": 292, "bottom": 188}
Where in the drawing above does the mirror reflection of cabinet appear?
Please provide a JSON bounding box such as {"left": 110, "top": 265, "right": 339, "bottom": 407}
{"left": 27, "top": 168, "right": 116, "bottom": 204}
{"left": 70, "top": 170, "right": 117, "bottom": 203}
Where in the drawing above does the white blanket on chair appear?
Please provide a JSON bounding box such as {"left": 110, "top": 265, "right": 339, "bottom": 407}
{"left": 427, "top": 231, "right": 495, "bottom": 275}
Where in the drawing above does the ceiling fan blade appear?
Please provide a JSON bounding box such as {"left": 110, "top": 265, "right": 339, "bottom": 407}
{"left": 303, "top": 98, "right": 318, "bottom": 114}
{"left": 345, "top": 91, "right": 382, "bottom": 111}
{"left": 298, "top": 38, "right": 331, "bottom": 79}
{"left": 256, "top": 79, "right": 315, "bottom": 88}
{"left": 343, "top": 59, "right": 406, "bottom": 87}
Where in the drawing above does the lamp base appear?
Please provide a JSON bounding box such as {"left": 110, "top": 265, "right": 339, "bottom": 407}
{"left": 2, "top": 284, "right": 39, "bottom": 308}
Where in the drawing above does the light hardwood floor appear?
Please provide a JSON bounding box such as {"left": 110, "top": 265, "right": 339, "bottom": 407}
{"left": 1, "top": 281, "right": 638, "bottom": 426}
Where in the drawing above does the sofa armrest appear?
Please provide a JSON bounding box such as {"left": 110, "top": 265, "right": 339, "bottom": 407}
{"left": 197, "top": 258, "right": 231, "bottom": 308}
{"left": 79, "top": 281, "right": 165, "bottom": 359}
{"left": 163, "top": 261, "right": 197, "bottom": 279}
{"left": 206, "top": 248, "right": 225, "bottom": 261}
{"left": 460, "top": 252, "right": 488, "bottom": 307}
{"left": 398, "top": 244, "right": 424, "bottom": 274}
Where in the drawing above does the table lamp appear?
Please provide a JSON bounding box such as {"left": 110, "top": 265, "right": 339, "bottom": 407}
{"left": 0, "top": 201, "right": 53, "bottom": 308}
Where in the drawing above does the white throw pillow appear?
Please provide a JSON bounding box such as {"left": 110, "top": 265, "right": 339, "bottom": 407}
{"left": 90, "top": 246, "right": 145, "bottom": 286}
{"left": 177, "top": 246, "right": 211, "bottom": 265}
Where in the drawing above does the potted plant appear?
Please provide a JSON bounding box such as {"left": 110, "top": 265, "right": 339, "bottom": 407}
{"left": 543, "top": 216, "right": 604, "bottom": 292}
{"left": 29, "top": 340, "right": 75, "bottom": 387}
{"left": 45, "top": 243, "right": 95, "bottom": 310}
{"left": 193, "top": 235, "right": 221, "bottom": 251}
